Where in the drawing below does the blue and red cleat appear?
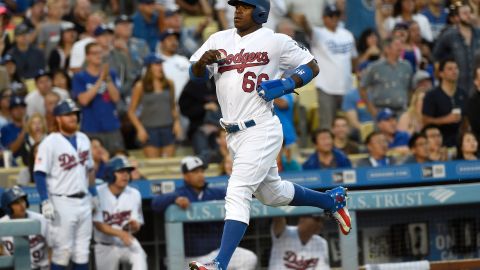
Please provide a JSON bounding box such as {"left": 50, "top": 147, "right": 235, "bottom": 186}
{"left": 189, "top": 261, "right": 222, "bottom": 270}
{"left": 325, "top": 186, "right": 352, "bottom": 235}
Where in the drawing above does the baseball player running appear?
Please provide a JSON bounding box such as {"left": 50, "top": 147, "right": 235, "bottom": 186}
{"left": 93, "top": 156, "right": 147, "bottom": 270}
{"left": 34, "top": 98, "right": 97, "bottom": 270}
{"left": 0, "top": 186, "right": 50, "bottom": 270}
{"left": 188, "top": 0, "right": 351, "bottom": 269}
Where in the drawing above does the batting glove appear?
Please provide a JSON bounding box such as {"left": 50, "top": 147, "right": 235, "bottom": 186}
{"left": 257, "top": 78, "right": 297, "bottom": 102}
{"left": 41, "top": 200, "right": 55, "bottom": 220}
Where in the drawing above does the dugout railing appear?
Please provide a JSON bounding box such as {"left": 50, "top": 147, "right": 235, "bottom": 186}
{"left": 164, "top": 183, "right": 480, "bottom": 270}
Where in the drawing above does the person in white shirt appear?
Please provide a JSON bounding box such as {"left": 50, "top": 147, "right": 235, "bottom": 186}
{"left": 299, "top": 4, "right": 357, "bottom": 129}
{"left": 269, "top": 215, "right": 330, "bottom": 270}
{"left": 69, "top": 12, "right": 104, "bottom": 73}
{"left": 25, "top": 69, "right": 69, "bottom": 117}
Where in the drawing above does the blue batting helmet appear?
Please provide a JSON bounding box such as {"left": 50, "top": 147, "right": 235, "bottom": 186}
{"left": 104, "top": 156, "right": 135, "bottom": 183}
{"left": 1, "top": 186, "right": 29, "bottom": 216}
{"left": 228, "top": 0, "right": 270, "bottom": 24}
{"left": 53, "top": 98, "right": 80, "bottom": 116}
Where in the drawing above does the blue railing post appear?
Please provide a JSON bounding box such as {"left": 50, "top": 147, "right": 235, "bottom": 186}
{"left": 0, "top": 219, "right": 41, "bottom": 269}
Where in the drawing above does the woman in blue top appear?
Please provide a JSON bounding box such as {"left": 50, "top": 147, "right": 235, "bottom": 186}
{"left": 128, "top": 54, "right": 181, "bottom": 158}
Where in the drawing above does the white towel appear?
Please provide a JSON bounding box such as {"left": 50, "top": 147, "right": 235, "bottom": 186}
{"left": 365, "top": 260, "right": 430, "bottom": 270}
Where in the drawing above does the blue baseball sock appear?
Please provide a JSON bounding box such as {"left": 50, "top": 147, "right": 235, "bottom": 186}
{"left": 289, "top": 183, "right": 334, "bottom": 210}
{"left": 51, "top": 263, "right": 67, "bottom": 270}
{"left": 72, "top": 263, "right": 88, "bottom": 270}
{"left": 214, "top": 220, "right": 248, "bottom": 269}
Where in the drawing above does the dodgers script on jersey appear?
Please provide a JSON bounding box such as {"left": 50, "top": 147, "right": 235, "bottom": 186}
{"left": 269, "top": 226, "right": 330, "bottom": 270}
{"left": 93, "top": 184, "right": 144, "bottom": 245}
{"left": 34, "top": 132, "right": 93, "bottom": 195}
{"left": 0, "top": 211, "right": 50, "bottom": 269}
{"left": 190, "top": 27, "right": 314, "bottom": 121}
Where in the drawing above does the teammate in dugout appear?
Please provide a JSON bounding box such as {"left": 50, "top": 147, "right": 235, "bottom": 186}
{"left": 188, "top": 0, "right": 352, "bottom": 269}
{"left": 33, "top": 98, "right": 98, "bottom": 270}
{"left": 93, "top": 156, "right": 147, "bottom": 270}
{"left": 151, "top": 156, "right": 257, "bottom": 270}
{"left": 0, "top": 186, "right": 50, "bottom": 270}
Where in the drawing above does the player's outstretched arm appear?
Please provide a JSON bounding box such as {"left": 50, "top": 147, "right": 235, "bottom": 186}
{"left": 257, "top": 59, "right": 319, "bottom": 102}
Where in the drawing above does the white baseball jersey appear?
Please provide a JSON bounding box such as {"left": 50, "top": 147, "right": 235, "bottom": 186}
{"left": 190, "top": 27, "right": 314, "bottom": 122}
{"left": 93, "top": 184, "right": 144, "bottom": 246}
{"left": 269, "top": 226, "right": 330, "bottom": 270}
{"left": 311, "top": 26, "right": 357, "bottom": 95}
{"left": 34, "top": 132, "right": 94, "bottom": 196}
{"left": 0, "top": 211, "right": 50, "bottom": 269}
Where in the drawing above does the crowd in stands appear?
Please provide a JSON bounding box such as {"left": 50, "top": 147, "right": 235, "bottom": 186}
{"left": 0, "top": 0, "right": 480, "bottom": 185}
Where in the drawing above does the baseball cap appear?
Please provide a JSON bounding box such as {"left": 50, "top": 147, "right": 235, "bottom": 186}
{"left": 114, "top": 14, "right": 132, "bottom": 25}
{"left": 0, "top": 54, "right": 14, "bottom": 65}
{"left": 60, "top": 21, "right": 76, "bottom": 32}
{"left": 14, "top": 23, "right": 31, "bottom": 36}
{"left": 412, "top": 70, "right": 432, "bottom": 87}
{"left": 34, "top": 69, "right": 51, "bottom": 81}
{"left": 323, "top": 4, "right": 341, "bottom": 17}
{"left": 159, "top": 28, "right": 180, "bottom": 41}
{"left": 181, "top": 156, "right": 207, "bottom": 173}
{"left": 393, "top": 22, "right": 409, "bottom": 31}
{"left": 138, "top": 0, "right": 155, "bottom": 4}
{"left": 9, "top": 95, "right": 26, "bottom": 109}
{"left": 93, "top": 25, "right": 110, "bottom": 37}
{"left": 376, "top": 108, "right": 395, "bottom": 122}
{"left": 143, "top": 53, "right": 164, "bottom": 66}
{"left": 165, "top": 9, "right": 179, "bottom": 17}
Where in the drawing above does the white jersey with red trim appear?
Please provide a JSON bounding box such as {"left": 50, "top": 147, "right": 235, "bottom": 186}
{"left": 269, "top": 226, "right": 330, "bottom": 270}
{"left": 0, "top": 211, "right": 50, "bottom": 269}
{"left": 190, "top": 27, "right": 314, "bottom": 122}
{"left": 34, "top": 132, "right": 94, "bottom": 196}
{"left": 93, "top": 183, "right": 144, "bottom": 246}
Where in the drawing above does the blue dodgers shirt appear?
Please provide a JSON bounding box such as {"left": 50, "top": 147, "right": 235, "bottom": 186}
{"left": 274, "top": 94, "right": 297, "bottom": 146}
{"left": 132, "top": 11, "right": 160, "bottom": 52}
{"left": 72, "top": 70, "right": 121, "bottom": 133}
{"left": 389, "top": 131, "right": 410, "bottom": 149}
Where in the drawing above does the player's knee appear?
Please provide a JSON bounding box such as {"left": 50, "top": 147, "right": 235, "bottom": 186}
{"left": 254, "top": 181, "right": 294, "bottom": 207}
{"left": 52, "top": 249, "right": 72, "bottom": 266}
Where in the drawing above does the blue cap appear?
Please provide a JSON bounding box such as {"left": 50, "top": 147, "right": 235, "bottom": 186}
{"left": 14, "top": 23, "right": 31, "bottom": 36}
{"left": 0, "top": 54, "right": 14, "bottom": 65}
{"left": 376, "top": 108, "right": 395, "bottom": 122}
{"left": 159, "top": 28, "right": 180, "bottom": 41}
{"left": 143, "top": 53, "right": 164, "bottom": 66}
{"left": 323, "top": 4, "right": 340, "bottom": 17}
{"left": 34, "top": 69, "right": 51, "bottom": 80}
{"left": 93, "top": 25, "right": 111, "bottom": 36}
{"left": 9, "top": 95, "right": 26, "bottom": 108}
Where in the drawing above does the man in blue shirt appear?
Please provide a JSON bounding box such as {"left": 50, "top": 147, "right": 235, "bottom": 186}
{"left": 0, "top": 96, "right": 27, "bottom": 165}
{"left": 376, "top": 108, "right": 410, "bottom": 155}
{"left": 132, "top": 0, "right": 162, "bottom": 51}
{"left": 273, "top": 94, "right": 297, "bottom": 147}
{"left": 151, "top": 156, "right": 257, "bottom": 269}
{"left": 302, "top": 129, "right": 351, "bottom": 170}
{"left": 72, "top": 42, "right": 124, "bottom": 154}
